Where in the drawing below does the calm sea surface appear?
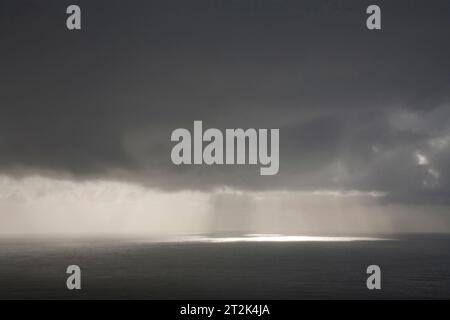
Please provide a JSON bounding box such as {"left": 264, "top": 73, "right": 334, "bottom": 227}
{"left": 0, "top": 234, "right": 449, "bottom": 299}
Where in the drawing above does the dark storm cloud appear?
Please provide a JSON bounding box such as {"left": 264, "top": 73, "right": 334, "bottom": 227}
{"left": 1, "top": 0, "right": 450, "bottom": 204}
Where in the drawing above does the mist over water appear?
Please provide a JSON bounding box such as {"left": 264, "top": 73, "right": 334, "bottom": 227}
{"left": 2, "top": 176, "right": 450, "bottom": 237}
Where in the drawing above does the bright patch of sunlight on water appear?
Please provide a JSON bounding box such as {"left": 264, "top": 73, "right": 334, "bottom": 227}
{"left": 168, "top": 234, "right": 392, "bottom": 243}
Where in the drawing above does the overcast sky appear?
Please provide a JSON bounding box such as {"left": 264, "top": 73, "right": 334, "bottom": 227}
{"left": 1, "top": 0, "right": 449, "bottom": 235}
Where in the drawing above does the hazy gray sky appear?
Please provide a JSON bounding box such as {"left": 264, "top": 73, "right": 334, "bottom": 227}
{"left": 1, "top": 0, "right": 449, "bottom": 234}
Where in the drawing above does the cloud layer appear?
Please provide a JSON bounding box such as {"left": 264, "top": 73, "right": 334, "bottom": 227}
{"left": 1, "top": 0, "right": 450, "bottom": 205}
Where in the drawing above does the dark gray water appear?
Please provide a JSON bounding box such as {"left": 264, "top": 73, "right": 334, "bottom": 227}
{"left": 0, "top": 234, "right": 449, "bottom": 299}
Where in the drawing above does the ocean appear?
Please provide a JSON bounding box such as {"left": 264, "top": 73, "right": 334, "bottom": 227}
{"left": 0, "top": 234, "right": 449, "bottom": 299}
